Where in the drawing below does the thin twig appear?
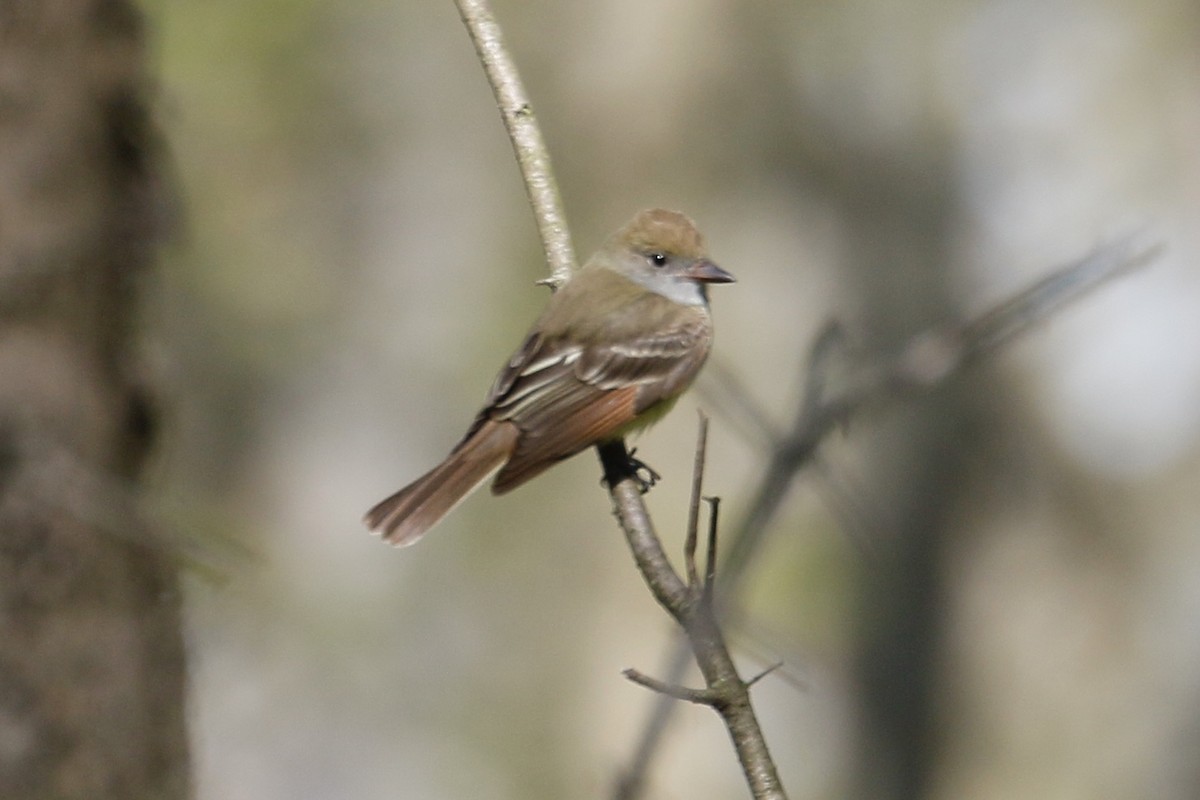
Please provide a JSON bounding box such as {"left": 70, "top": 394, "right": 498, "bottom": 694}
{"left": 957, "top": 234, "right": 1162, "bottom": 364}
{"left": 729, "top": 231, "right": 1161, "bottom": 589}
{"left": 798, "top": 320, "right": 848, "bottom": 425}
{"left": 614, "top": 641, "right": 692, "bottom": 800}
{"left": 622, "top": 669, "right": 722, "bottom": 706}
{"left": 698, "top": 359, "right": 782, "bottom": 447}
{"left": 885, "top": 234, "right": 1163, "bottom": 391}
{"left": 703, "top": 496, "right": 720, "bottom": 599}
{"left": 745, "top": 662, "right": 785, "bottom": 688}
{"left": 452, "top": 0, "right": 576, "bottom": 287}
{"left": 684, "top": 412, "right": 709, "bottom": 589}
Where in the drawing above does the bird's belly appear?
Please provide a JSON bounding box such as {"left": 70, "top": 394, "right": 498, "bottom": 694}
{"left": 606, "top": 393, "right": 681, "bottom": 441}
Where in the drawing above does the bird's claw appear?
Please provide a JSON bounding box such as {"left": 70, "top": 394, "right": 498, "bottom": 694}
{"left": 599, "top": 446, "right": 660, "bottom": 494}
{"left": 626, "top": 448, "right": 660, "bottom": 494}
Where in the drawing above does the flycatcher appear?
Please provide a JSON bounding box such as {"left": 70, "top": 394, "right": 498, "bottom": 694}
{"left": 364, "top": 208, "right": 734, "bottom": 546}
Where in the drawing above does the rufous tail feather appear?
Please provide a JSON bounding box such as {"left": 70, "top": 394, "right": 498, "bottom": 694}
{"left": 364, "top": 420, "right": 518, "bottom": 546}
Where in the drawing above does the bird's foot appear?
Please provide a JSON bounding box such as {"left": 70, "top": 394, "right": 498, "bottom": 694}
{"left": 625, "top": 448, "right": 660, "bottom": 494}
{"left": 598, "top": 441, "right": 660, "bottom": 494}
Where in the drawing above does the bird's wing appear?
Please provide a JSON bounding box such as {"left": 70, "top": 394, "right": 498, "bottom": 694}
{"left": 483, "top": 316, "right": 712, "bottom": 493}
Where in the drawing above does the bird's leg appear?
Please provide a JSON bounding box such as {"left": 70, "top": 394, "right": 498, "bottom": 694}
{"left": 598, "top": 440, "right": 659, "bottom": 494}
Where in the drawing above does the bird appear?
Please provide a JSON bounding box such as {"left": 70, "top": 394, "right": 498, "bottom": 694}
{"left": 364, "top": 208, "right": 734, "bottom": 546}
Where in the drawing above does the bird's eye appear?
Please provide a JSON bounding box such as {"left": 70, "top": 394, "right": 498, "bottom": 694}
{"left": 648, "top": 252, "right": 668, "bottom": 267}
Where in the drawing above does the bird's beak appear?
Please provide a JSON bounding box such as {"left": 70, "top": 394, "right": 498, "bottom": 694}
{"left": 684, "top": 259, "right": 735, "bottom": 284}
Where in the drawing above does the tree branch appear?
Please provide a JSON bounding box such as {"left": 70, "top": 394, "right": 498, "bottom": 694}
{"left": 726, "top": 232, "right": 1162, "bottom": 585}
{"left": 622, "top": 668, "right": 722, "bottom": 706}
{"left": 683, "top": 413, "right": 709, "bottom": 589}
{"left": 452, "top": 0, "right": 576, "bottom": 287}
{"left": 616, "top": 232, "right": 1162, "bottom": 798}
{"left": 600, "top": 430, "right": 789, "bottom": 800}
{"left": 453, "top": 3, "right": 787, "bottom": 796}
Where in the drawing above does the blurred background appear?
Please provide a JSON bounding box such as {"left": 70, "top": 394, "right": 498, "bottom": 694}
{"left": 137, "top": 0, "right": 1200, "bottom": 797}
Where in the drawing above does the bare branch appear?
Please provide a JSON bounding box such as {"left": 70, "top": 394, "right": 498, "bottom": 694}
{"left": 452, "top": 0, "right": 576, "bottom": 287}
{"left": 684, "top": 412, "right": 709, "bottom": 589}
{"left": 614, "top": 641, "right": 692, "bottom": 800}
{"left": 726, "top": 231, "right": 1162, "bottom": 590}
{"left": 745, "top": 662, "right": 785, "bottom": 688}
{"left": 623, "top": 669, "right": 722, "bottom": 706}
{"left": 798, "top": 320, "right": 849, "bottom": 425}
{"left": 615, "top": 233, "right": 1162, "bottom": 797}
{"left": 597, "top": 441, "right": 690, "bottom": 617}
{"left": 702, "top": 496, "right": 720, "bottom": 599}
{"left": 605, "top": 426, "right": 789, "bottom": 800}
{"left": 956, "top": 233, "right": 1162, "bottom": 366}
{"left": 699, "top": 359, "right": 782, "bottom": 447}
{"left": 886, "top": 233, "right": 1163, "bottom": 390}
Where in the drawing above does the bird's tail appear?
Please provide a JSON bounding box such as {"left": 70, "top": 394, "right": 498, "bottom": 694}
{"left": 364, "top": 420, "right": 519, "bottom": 546}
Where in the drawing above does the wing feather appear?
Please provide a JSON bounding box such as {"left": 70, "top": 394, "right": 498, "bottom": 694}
{"left": 473, "top": 305, "right": 713, "bottom": 494}
{"left": 492, "top": 385, "right": 640, "bottom": 493}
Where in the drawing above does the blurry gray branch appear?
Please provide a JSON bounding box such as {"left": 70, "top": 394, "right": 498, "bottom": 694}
{"left": 721, "top": 233, "right": 1162, "bottom": 588}
{"left": 614, "top": 233, "right": 1163, "bottom": 799}
{"left": 598, "top": 420, "right": 788, "bottom": 800}
{"left": 453, "top": 0, "right": 577, "bottom": 287}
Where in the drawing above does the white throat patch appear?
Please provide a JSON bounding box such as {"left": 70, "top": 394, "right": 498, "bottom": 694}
{"left": 634, "top": 271, "right": 709, "bottom": 307}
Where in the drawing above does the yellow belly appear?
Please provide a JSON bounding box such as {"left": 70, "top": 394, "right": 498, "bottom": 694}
{"left": 606, "top": 394, "right": 681, "bottom": 441}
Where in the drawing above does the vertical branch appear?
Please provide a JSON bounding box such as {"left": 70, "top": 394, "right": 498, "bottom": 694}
{"left": 683, "top": 411, "right": 710, "bottom": 588}
{"left": 453, "top": 0, "right": 577, "bottom": 287}
{"left": 703, "top": 497, "right": 720, "bottom": 598}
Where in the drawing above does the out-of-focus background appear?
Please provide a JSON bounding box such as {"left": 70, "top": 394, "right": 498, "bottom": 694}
{"left": 141, "top": 0, "right": 1199, "bottom": 798}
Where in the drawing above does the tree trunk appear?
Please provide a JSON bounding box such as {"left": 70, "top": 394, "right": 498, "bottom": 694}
{"left": 0, "top": 2, "right": 191, "bottom": 798}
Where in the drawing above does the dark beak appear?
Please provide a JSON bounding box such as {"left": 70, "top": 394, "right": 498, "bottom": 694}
{"left": 684, "top": 259, "right": 735, "bottom": 284}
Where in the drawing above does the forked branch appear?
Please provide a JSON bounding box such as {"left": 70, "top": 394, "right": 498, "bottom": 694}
{"left": 599, "top": 421, "right": 788, "bottom": 800}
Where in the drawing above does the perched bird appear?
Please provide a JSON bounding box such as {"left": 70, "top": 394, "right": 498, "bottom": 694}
{"left": 365, "top": 209, "right": 734, "bottom": 546}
